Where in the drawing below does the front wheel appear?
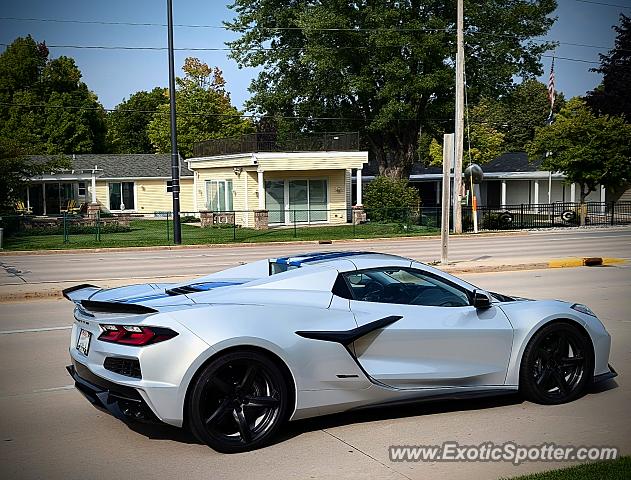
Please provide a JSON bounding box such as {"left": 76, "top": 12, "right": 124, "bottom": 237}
{"left": 188, "top": 351, "right": 289, "bottom": 453}
{"left": 520, "top": 322, "right": 593, "bottom": 405}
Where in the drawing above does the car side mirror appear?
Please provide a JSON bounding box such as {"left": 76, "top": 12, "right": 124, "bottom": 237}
{"left": 472, "top": 289, "right": 492, "bottom": 309}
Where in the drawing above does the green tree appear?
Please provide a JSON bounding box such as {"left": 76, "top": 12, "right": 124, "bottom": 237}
{"left": 0, "top": 138, "right": 70, "bottom": 212}
{"left": 363, "top": 176, "right": 421, "bottom": 222}
{"left": 428, "top": 98, "right": 505, "bottom": 167}
{"left": 147, "top": 58, "right": 254, "bottom": 157}
{"left": 227, "top": 0, "right": 557, "bottom": 178}
{"left": 527, "top": 98, "right": 631, "bottom": 223}
{"left": 586, "top": 14, "right": 630, "bottom": 119}
{"left": 0, "top": 35, "right": 47, "bottom": 101}
{"left": 107, "top": 88, "right": 169, "bottom": 153}
{"left": 0, "top": 37, "right": 107, "bottom": 154}
{"left": 499, "top": 79, "right": 565, "bottom": 151}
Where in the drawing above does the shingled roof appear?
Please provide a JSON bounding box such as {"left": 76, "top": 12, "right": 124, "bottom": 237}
{"left": 28, "top": 154, "right": 194, "bottom": 178}
{"left": 409, "top": 152, "right": 542, "bottom": 176}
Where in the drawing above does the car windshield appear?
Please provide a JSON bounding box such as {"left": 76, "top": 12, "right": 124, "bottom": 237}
{"left": 269, "top": 262, "right": 300, "bottom": 275}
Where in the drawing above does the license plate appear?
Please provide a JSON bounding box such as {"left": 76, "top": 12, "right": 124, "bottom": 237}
{"left": 77, "top": 329, "right": 92, "bottom": 356}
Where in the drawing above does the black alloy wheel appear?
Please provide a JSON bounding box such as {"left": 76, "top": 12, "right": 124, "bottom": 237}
{"left": 188, "top": 351, "right": 289, "bottom": 453}
{"left": 520, "top": 322, "right": 593, "bottom": 405}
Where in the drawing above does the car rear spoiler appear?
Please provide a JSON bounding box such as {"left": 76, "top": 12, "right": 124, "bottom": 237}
{"left": 62, "top": 284, "right": 101, "bottom": 303}
{"left": 80, "top": 300, "right": 158, "bottom": 315}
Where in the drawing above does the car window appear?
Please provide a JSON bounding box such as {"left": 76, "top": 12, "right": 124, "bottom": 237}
{"left": 343, "top": 268, "right": 470, "bottom": 307}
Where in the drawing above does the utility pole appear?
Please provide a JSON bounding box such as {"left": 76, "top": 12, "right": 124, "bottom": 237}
{"left": 453, "top": 0, "right": 464, "bottom": 234}
{"left": 167, "top": 0, "right": 182, "bottom": 244}
{"left": 441, "top": 133, "right": 454, "bottom": 265}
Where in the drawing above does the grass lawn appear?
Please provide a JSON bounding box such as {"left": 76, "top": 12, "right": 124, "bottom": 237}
{"left": 504, "top": 457, "right": 630, "bottom": 480}
{"left": 2, "top": 219, "right": 439, "bottom": 251}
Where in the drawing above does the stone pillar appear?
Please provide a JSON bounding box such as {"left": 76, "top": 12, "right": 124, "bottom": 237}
{"left": 87, "top": 203, "right": 100, "bottom": 219}
{"left": 199, "top": 210, "right": 214, "bottom": 227}
{"left": 352, "top": 205, "right": 366, "bottom": 224}
{"left": 254, "top": 209, "right": 269, "bottom": 230}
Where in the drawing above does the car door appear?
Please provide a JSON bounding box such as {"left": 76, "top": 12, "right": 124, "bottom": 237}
{"left": 345, "top": 267, "right": 514, "bottom": 389}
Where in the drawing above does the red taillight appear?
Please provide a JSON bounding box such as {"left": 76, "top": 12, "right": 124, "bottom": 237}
{"left": 98, "top": 325, "right": 178, "bottom": 346}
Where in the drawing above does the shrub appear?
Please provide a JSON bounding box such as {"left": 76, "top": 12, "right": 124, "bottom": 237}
{"left": 363, "top": 176, "right": 421, "bottom": 223}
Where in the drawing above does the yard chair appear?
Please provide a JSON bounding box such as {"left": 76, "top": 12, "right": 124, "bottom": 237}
{"left": 15, "top": 200, "right": 32, "bottom": 215}
{"left": 61, "top": 199, "right": 80, "bottom": 214}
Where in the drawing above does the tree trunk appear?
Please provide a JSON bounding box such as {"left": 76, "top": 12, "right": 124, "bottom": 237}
{"left": 377, "top": 141, "right": 416, "bottom": 180}
{"left": 579, "top": 183, "right": 589, "bottom": 226}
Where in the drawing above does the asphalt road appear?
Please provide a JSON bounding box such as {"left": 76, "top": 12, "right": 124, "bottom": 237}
{"left": 1, "top": 227, "right": 630, "bottom": 287}
{"left": 1, "top": 265, "right": 630, "bottom": 480}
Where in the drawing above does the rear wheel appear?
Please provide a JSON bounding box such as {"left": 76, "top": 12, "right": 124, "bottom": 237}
{"left": 188, "top": 351, "right": 289, "bottom": 453}
{"left": 520, "top": 322, "right": 593, "bottom": 404}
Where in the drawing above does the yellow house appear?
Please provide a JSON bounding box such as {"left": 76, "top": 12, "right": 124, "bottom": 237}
{"left": 186, "top": 132, "right": 368, "bottom": 228}
{"left": 23, "top": 154, "right": 195, "bottom": 215}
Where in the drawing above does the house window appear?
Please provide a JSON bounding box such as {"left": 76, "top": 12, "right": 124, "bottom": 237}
{"left": 166, "top": 180, "right": 173, "bottom": 193}
{"left": 206, "top": 180, "right": 233, "bottom": 212}
{"left": 78, "top": 182, "right": 86, "bottom": 197}
{"left": 109, "top": 182, "right": 135, "bottom": 211}
{"left": 266, "top": 179, "right": 328, "bottom": 224}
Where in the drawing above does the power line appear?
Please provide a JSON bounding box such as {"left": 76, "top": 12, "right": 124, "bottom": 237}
{"left": 0, "top": 101, "right": 454, "bottom": 122}
{"left": 541, "top": 54, "right": 599, "bottom": 64}
{"left": 1, "top": 16, "right": 626, "bottom": 52}
{"left": 573, "top": 0, "right": 631, "bottom": 8}
{"left": 468, "top": 30, "right": 630, "bottom": 53}
{"left": 0, "top": 42, "right": 608, "bottom": 63}
{"left": 0, "top": 17, "right": 449, "bottom": 33}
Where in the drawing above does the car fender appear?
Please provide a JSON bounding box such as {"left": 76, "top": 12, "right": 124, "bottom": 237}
{"left": 500, "top": 300, "right": 608, "bottom": 386}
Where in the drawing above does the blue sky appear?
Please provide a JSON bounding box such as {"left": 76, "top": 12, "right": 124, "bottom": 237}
{"left": 1, "top": 0, "right": 629, "bottom": 110}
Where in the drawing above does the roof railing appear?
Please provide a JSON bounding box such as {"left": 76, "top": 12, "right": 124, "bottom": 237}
{"left": 192, "top": 132, "right": 360, "bottom": 157}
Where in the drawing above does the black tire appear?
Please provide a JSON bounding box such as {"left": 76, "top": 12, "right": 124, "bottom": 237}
{"left": 519, "top": 322, "right": 593, "bottom": 405}
{"left": 188, "top": 350, "right": 289, "bottom": 453}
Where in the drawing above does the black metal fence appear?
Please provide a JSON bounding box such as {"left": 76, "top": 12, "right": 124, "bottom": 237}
{"left": 461, "top": 201, "right": 631, "bottom": 231}
{"left": 1, "top": 202, "right": 629, "bottom": 251}
{"left": 192, "top": 132, "right": 360, "bottom": 157}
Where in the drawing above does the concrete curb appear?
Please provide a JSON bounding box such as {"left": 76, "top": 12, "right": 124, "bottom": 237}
{"left": 548, "top": 257, "right": 627, "bottom": 268}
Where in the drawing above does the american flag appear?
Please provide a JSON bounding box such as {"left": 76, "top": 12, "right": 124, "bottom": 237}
{"left": 547, "top": 57, "right": 555, "bottom": 112}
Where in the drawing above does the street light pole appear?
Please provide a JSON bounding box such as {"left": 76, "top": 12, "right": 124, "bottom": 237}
{"left": 453, "top": 0, "right": 464, "bottom": 234}
{"left": 167, "top": 0, "right": 182, "bottom": 244}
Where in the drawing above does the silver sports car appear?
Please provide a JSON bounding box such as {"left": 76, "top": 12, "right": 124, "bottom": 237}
{"left": 65, "top": 251, "right": 616, "bottom": 452}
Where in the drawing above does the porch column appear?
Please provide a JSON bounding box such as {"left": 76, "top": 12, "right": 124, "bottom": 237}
{"left": 600, "top": 184, "right": 606, "bottom": 214}
{"left": 257, "top": 169, "right": 265, "bottom": 209}
{"left": 91, "top": 171, "right": 97, "bottom": 203}
{"left": 501, "top": 180, "right": 507, "bottom": 209}
{"left": 26, "top": 186, "right": 31, "bottom": 210}
{"left": 356, "top": 168, "right": 363, "bottom": 206}
{"left": 534, "top": 180, "right": 539, "bottom": 212}
{"left": 436, "top": 180, "right": 441, "bottom": 205}
{"left": 570, "top": 183, "right": 576, "bottom": 203}
{"left": 42, "top": 183, "right": 46, "bottom": 215}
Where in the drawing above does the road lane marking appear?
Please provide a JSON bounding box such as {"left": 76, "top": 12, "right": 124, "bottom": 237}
{"left": 0, "top": 326, "right": 72, "bottom": 334}
{"left": 0, "top": 385, "right": 76, "bottom": 399}
{"left": 32, "top": 385, "right": 75, "bottom": 393}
